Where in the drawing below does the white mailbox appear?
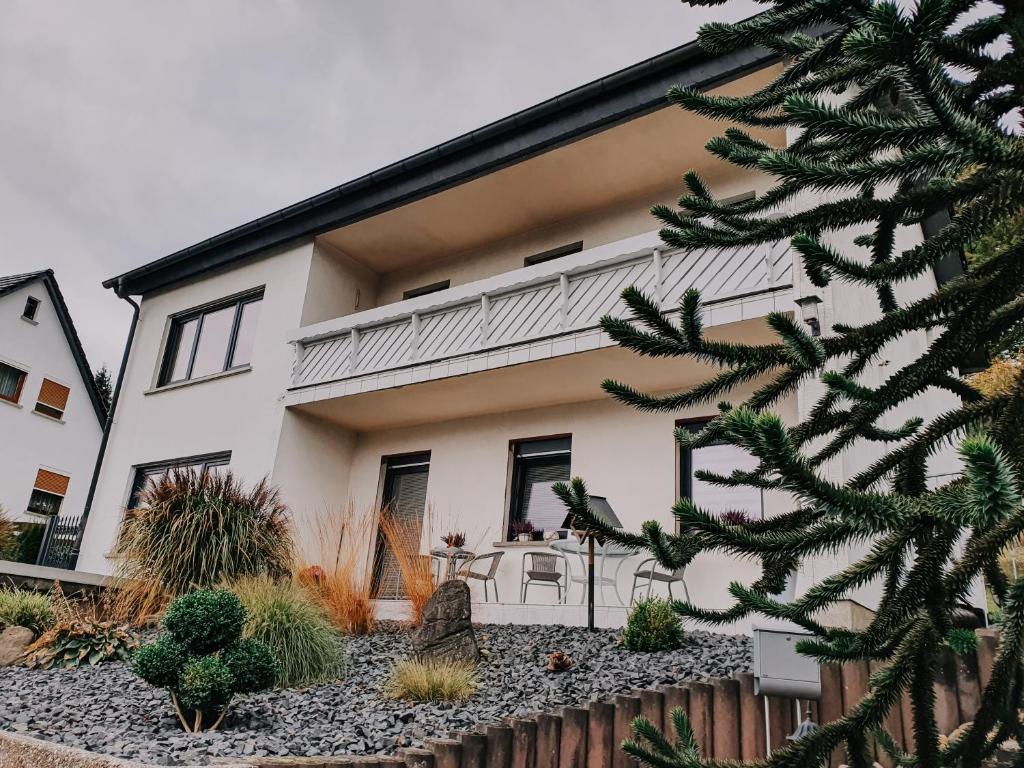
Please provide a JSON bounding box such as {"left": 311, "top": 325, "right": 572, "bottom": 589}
{"left": 752, "top": 622, "right": 821, "bottom": 699}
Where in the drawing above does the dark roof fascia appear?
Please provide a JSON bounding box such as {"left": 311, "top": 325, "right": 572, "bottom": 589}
{"left": 104, "top": 38, "right": 783, "bottom": 297}
{"left": 1, "top": 271, "right": 108, "bottom": 426}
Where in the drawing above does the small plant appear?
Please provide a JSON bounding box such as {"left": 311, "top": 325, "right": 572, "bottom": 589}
{"left": 230, "top": 575, "right": 346, "bottom": 687}
{"left": 383, "top": 658, "right": 477, "bottom": 702}
{"left": 0, "top": 586, "right": 54, "bottom": 635}
{"left": 719, "top": 510, "right": 753, "bottom": 527}
{"left": 546, "top": 650, "right": 573, "bottom": 672}
{"left": 133, "top": 588, "right": 278, "bottom": 733}
{"left": 440, "top": 532, "right": 466, "bottom": 548}
{"left": 510, "top": 520, "right": 534, "bottom": 541}
{"left": 24, "top": 619, "right": 138, "bottom": 669}
{"left": 622, "top": 597, "right": 684, "bottom": 652}
{"left": 0, "top": 507, "right": 16, "bottom": 559}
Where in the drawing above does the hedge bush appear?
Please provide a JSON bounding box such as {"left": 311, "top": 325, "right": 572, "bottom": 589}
{"left": 622, "top": 597, "right": 684, "bottom": 652}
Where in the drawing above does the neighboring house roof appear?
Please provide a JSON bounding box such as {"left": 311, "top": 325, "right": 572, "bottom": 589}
{"left": 102, "top": 34, "right": 787, "bottom": 298}
{"left": 1, "top": 270, "right": 107, "bottom": 425}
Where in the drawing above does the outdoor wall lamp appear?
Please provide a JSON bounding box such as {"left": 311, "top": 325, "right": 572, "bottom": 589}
{"left": 795, "top": 295, "right": 823, "bottom": 337}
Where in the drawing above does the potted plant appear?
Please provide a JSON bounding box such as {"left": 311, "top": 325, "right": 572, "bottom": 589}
{"left": 440, "top": 532, "right": 466, "bottom": 550}
{"left": 530, "top": 528, "right": 545, "bottom": 541}
{"left": 510, "top": 521, "right": 534, "bottom": 542}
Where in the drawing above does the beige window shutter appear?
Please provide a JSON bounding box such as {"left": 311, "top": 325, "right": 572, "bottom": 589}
{"left": 34, "top": 469, "right": 70, "bottom": 496}
{"left": 37, "top": 379, "right": 71, "bottom": 411}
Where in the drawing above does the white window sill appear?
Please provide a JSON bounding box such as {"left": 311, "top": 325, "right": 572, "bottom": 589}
{"left": 0, "top": 398, "right": 23, "bottom": 410}
{"left": 31, "top": 409, "right": 65, "bottom": 424}
{"left": 145, "top": 365, "right": 252, "bottom": 395}
{"left": 492, "top": 540, "right": 564, "bottom": 548}
{"left": 20, "top": 316, "right": 39, "bottom": 326}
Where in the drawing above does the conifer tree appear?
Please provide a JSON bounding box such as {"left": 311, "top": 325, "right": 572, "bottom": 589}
{"left": 555, "top": 2, "right": 1023, "bottom": 766}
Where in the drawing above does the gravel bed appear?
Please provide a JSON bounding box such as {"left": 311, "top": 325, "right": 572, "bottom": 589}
{"left": 0, "top": 623, "right": 751, "bottom": 765}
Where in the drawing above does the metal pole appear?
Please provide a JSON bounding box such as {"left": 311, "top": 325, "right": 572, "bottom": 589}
{"left": 587, "top": 534, "right": 596, "bottom": 632}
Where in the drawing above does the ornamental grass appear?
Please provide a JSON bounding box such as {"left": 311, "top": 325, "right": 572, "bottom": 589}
{"left": 378, "top": 509, "right": 435, "bottom": 626}
{"left": 383, "top": 658, "right": 477, "bottom": 703}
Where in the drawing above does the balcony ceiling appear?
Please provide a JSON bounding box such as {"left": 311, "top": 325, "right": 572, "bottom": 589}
{"left": 319, "top": 65, "right": 784, "bottom": 275}
{"left": 293, "top": 316, "right": 780, "bottom": 432}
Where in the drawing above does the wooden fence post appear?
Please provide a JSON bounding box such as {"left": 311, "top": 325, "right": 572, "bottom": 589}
{"left": 955, "top": 650, "right": 981, "bottom": 725}
{"left": 685, "top": 682, "right": 714, "bottom": 757}
{"left": 734, "top": 672, "right": 765, "bottom": 760}
{"left": 766, "top": 696, "right": 793, "bottom": 754}
{"left": 933, "top": 649, "right": 961, "bottom": 735}
{"left": 613, "top": 695, "right": 642, "bottom": 768}
{"left": 976, "top": 628, "right": 1000, "bottom": 690}
{"left": 638, "top": 689, "right": 664, "bottom": 736}
{"left": 711, "top": 677, "right": 741, "bottom": 760}
{"left": 487, "top": 724, "right": 515, "bottom": 768}
{"left": 536, "top": 713, "right": 562, "bottom": 768}
{"left": 430, "top": 739, "right": 461, "bottom": 768}
{"left": 559, "top": 707, "right": 588, "bottom": 768}
{"left": 512, "top": 719, "right": 538, "bottom": 768}
{"left": 657, "top": 684, "right": 688, "bottom": 738}
{"left": 459, "top": 731, "right": 487, "bottom": 768}
{"left": 402, "top": 748, "right": 435, "bottom": 768}
{"left": 587, "top": 701, "right": 615, "bottom": 768}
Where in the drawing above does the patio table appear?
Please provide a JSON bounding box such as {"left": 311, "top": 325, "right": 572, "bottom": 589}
{"left": 549, "top": 538, "right": 636, "bottom": 606}
{"left": 430, "top": 547, "right": 474, "bottom": 581}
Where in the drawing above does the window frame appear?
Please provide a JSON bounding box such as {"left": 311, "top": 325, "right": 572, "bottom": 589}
{"left": 676, "top": 417, "right": 764, "bottom": 521}
{"left": 27, "top": 488, "right": 64, "bottom": 516}
{"left": 158, "top": 288, "right": 264, "bottom": 387}
{"left": 523, "top": 241, "right": 584, "bottom": 267}
{"left": 0, "top": 361, "right": 27, "bottom": 404}
{"left": 506, "top": 435, "right": 572, "bottom": 539}
{"left": 126, "top": 451, "right": 231, "bottom": 509}
{"left": 402, "top": 280, "right": 451, "bottom": 301}
{"left": 22, "top": 296, "right": 40, "bottom": 321}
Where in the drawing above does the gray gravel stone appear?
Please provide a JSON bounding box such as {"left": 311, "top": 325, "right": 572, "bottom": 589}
{"left": 0, "top": 622, "right": 750, "bottom": 764}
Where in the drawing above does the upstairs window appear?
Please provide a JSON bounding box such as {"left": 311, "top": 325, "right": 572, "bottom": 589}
{"left": 28, "top": 469, "right": 69, "bottom": 516}
{"left": 159, "top": 290, "right": 263, "bottom": 386}
{"left": 22, "top": 296, "right": 40, "bottom": 321}
{"left": 524, "top": 241, "right": 583, "bottom": 267}
{"left": 403, "top": 280, "right": 450, "bottom": 300}
{"left": 34, "top": 378, "right": 70, "bottom": 420}
{"left": 0, "top": 362, "right": 27, "bottom": 404}
{"left": 507, "top": 437, "right": 571, "bottom": 539}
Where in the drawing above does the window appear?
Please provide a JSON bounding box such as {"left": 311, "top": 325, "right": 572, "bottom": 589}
{"left": 159, "top": 290, "right": 263, "bottom": 386}
{"left": 34, "top": 378, "right": 70, "bottom": 420}
{"left": 402, "top": 280, "right": 450, "bottom": 300}
{"left": 679, "top": 421, "right": 762, "bottom": 519}
{"left": 0, "top": 362, "right": 26, "bottom": 404}
{"left": 524, "top": 241, "right": 583, "bottom": 267}
{"left": 28, "top": 469, "right": 69, "bottom": 516}
{"left": 22, "top": 296, "right": 40, "bottom": 321}
{"left": 372, "top": 452, "right": 431, "bottom": 598}
{"left": 127, "top": 452, "right": 231, "bottom": 509}
{"left": 508, "top": 437, "right": 571, "bottom": 538}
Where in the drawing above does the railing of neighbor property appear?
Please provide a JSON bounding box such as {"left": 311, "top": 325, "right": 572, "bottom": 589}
{"left": 36, "top": 514, "right": 82, "bottom": 571}
{"left": 291, "top": 237, "right": 793, "bottom": 391}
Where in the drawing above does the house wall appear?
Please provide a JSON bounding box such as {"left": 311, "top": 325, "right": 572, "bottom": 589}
{"left": 76, "top": 243, "right": 317, "bottom": 574}
{"left": 0, "top": 281, "right": 102, "bottom": 527}
{"left": 312, "top": 379, "right": 800, "bottom": 630}
{"left": 368, "top": 167, "right": 771, "bottom": 309}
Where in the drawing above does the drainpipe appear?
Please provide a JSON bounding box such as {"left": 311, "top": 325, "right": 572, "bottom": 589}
{"left": 72, "top": 279, "right": 140, "bottom": 568}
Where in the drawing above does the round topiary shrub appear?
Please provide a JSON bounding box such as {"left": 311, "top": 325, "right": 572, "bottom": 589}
{"left": 132, "top": 588, "right": 276, "bottom": 733}
{"left": 622, "top": 597, "right": 684, "bottom": 652}
{"left": 162, "top": 588, "right": 245, "bottom": 655}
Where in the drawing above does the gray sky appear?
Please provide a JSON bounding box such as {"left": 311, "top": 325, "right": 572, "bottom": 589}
{"left": 0, "top": 1, "right": 761, "bottom": 371}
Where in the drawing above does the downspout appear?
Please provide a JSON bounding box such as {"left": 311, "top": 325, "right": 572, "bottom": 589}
{"left": 72, "top": 279, "right": 140, "bottom": 568}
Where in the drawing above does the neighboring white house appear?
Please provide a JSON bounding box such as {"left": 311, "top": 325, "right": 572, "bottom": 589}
{"left": 75, "top": 37, "right": 967, "bottom": 628}
{"left": 0, "top": 271, "right": 105, "bottom": 546}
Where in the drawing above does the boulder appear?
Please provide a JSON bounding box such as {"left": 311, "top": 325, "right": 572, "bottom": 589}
{"left": 411, "top": 580, "right": 479, "bottom": 663}
{"left": 0, "top": 626, "right": 34, "bottom": 666}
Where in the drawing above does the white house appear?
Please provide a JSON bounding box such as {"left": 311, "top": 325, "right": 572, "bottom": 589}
{"left": 75, "top": 37, "right": 966, "bottom": 628}
{"left": 0, "top": 271, "right": 106, "bottom": 561}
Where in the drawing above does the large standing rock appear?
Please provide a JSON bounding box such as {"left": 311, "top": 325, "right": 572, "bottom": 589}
{"left": 0, "top": 626, "right": 34, "bottom": 666}
{"left": 411, "top": 580, "right": 479, "bottom": 663}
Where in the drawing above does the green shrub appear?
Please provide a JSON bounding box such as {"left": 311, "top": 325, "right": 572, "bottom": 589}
{"left": 230, "top": 575, "right": 345, "bottom": 688}
{"left": 0, "top": 507, "right": 16, "bottom": 559}
{"left": 132, "top": 588, "right": 277, "bottom": 733}
{"left": 622, "top": 597, "right": 684, "bottom": 652}
{"left": 24, "top": 619, "right": 138, "bottom": 669}
{"left": 383, "top": 658, "right": 477, "bottom": 702}
{"left": 0, "top": 587, "right": 54, "bottom": 634}
{"left": 162, "top": 588, "right": 245, "bottom": 655}
{"left": 113, "top": 468, "right": 293, "bottom": 618}
{"left": 10, "top": 524, "right": 45, "bottom": 564}
{"left": 177, "top": 656, "right": 234, "bottom": 713}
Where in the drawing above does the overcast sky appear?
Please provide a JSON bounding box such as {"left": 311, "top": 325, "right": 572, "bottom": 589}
{"left": 0, "top": 1, "right": 763, "bottom": 371}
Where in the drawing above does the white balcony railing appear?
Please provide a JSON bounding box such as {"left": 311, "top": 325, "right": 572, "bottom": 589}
{"left": 288, "top": 231, "right": 792, "bottom": 391}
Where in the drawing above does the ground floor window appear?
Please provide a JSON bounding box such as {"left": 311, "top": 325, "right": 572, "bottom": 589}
{"left": 126, "top": 452, "right": 230, "bottom": 509}
{"left": 507, "top": 436, "right": 571, "bottom": 540}
{"left": 28, "top": 468, "right": 70, "bottom": 516}
{"left": 679, "top": 420, "right": 762, "bottom": 519}
{"left": 372, "top": 452, "right": 431, "bottom": 599}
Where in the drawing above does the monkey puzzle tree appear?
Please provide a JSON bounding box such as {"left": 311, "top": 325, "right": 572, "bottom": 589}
{"left": 555, "top": 2, "right": 1023, "bottom": 766}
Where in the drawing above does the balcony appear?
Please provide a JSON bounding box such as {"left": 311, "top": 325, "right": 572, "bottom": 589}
{"left": 285, "top": 231, "right": 793, "bottom": 417}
